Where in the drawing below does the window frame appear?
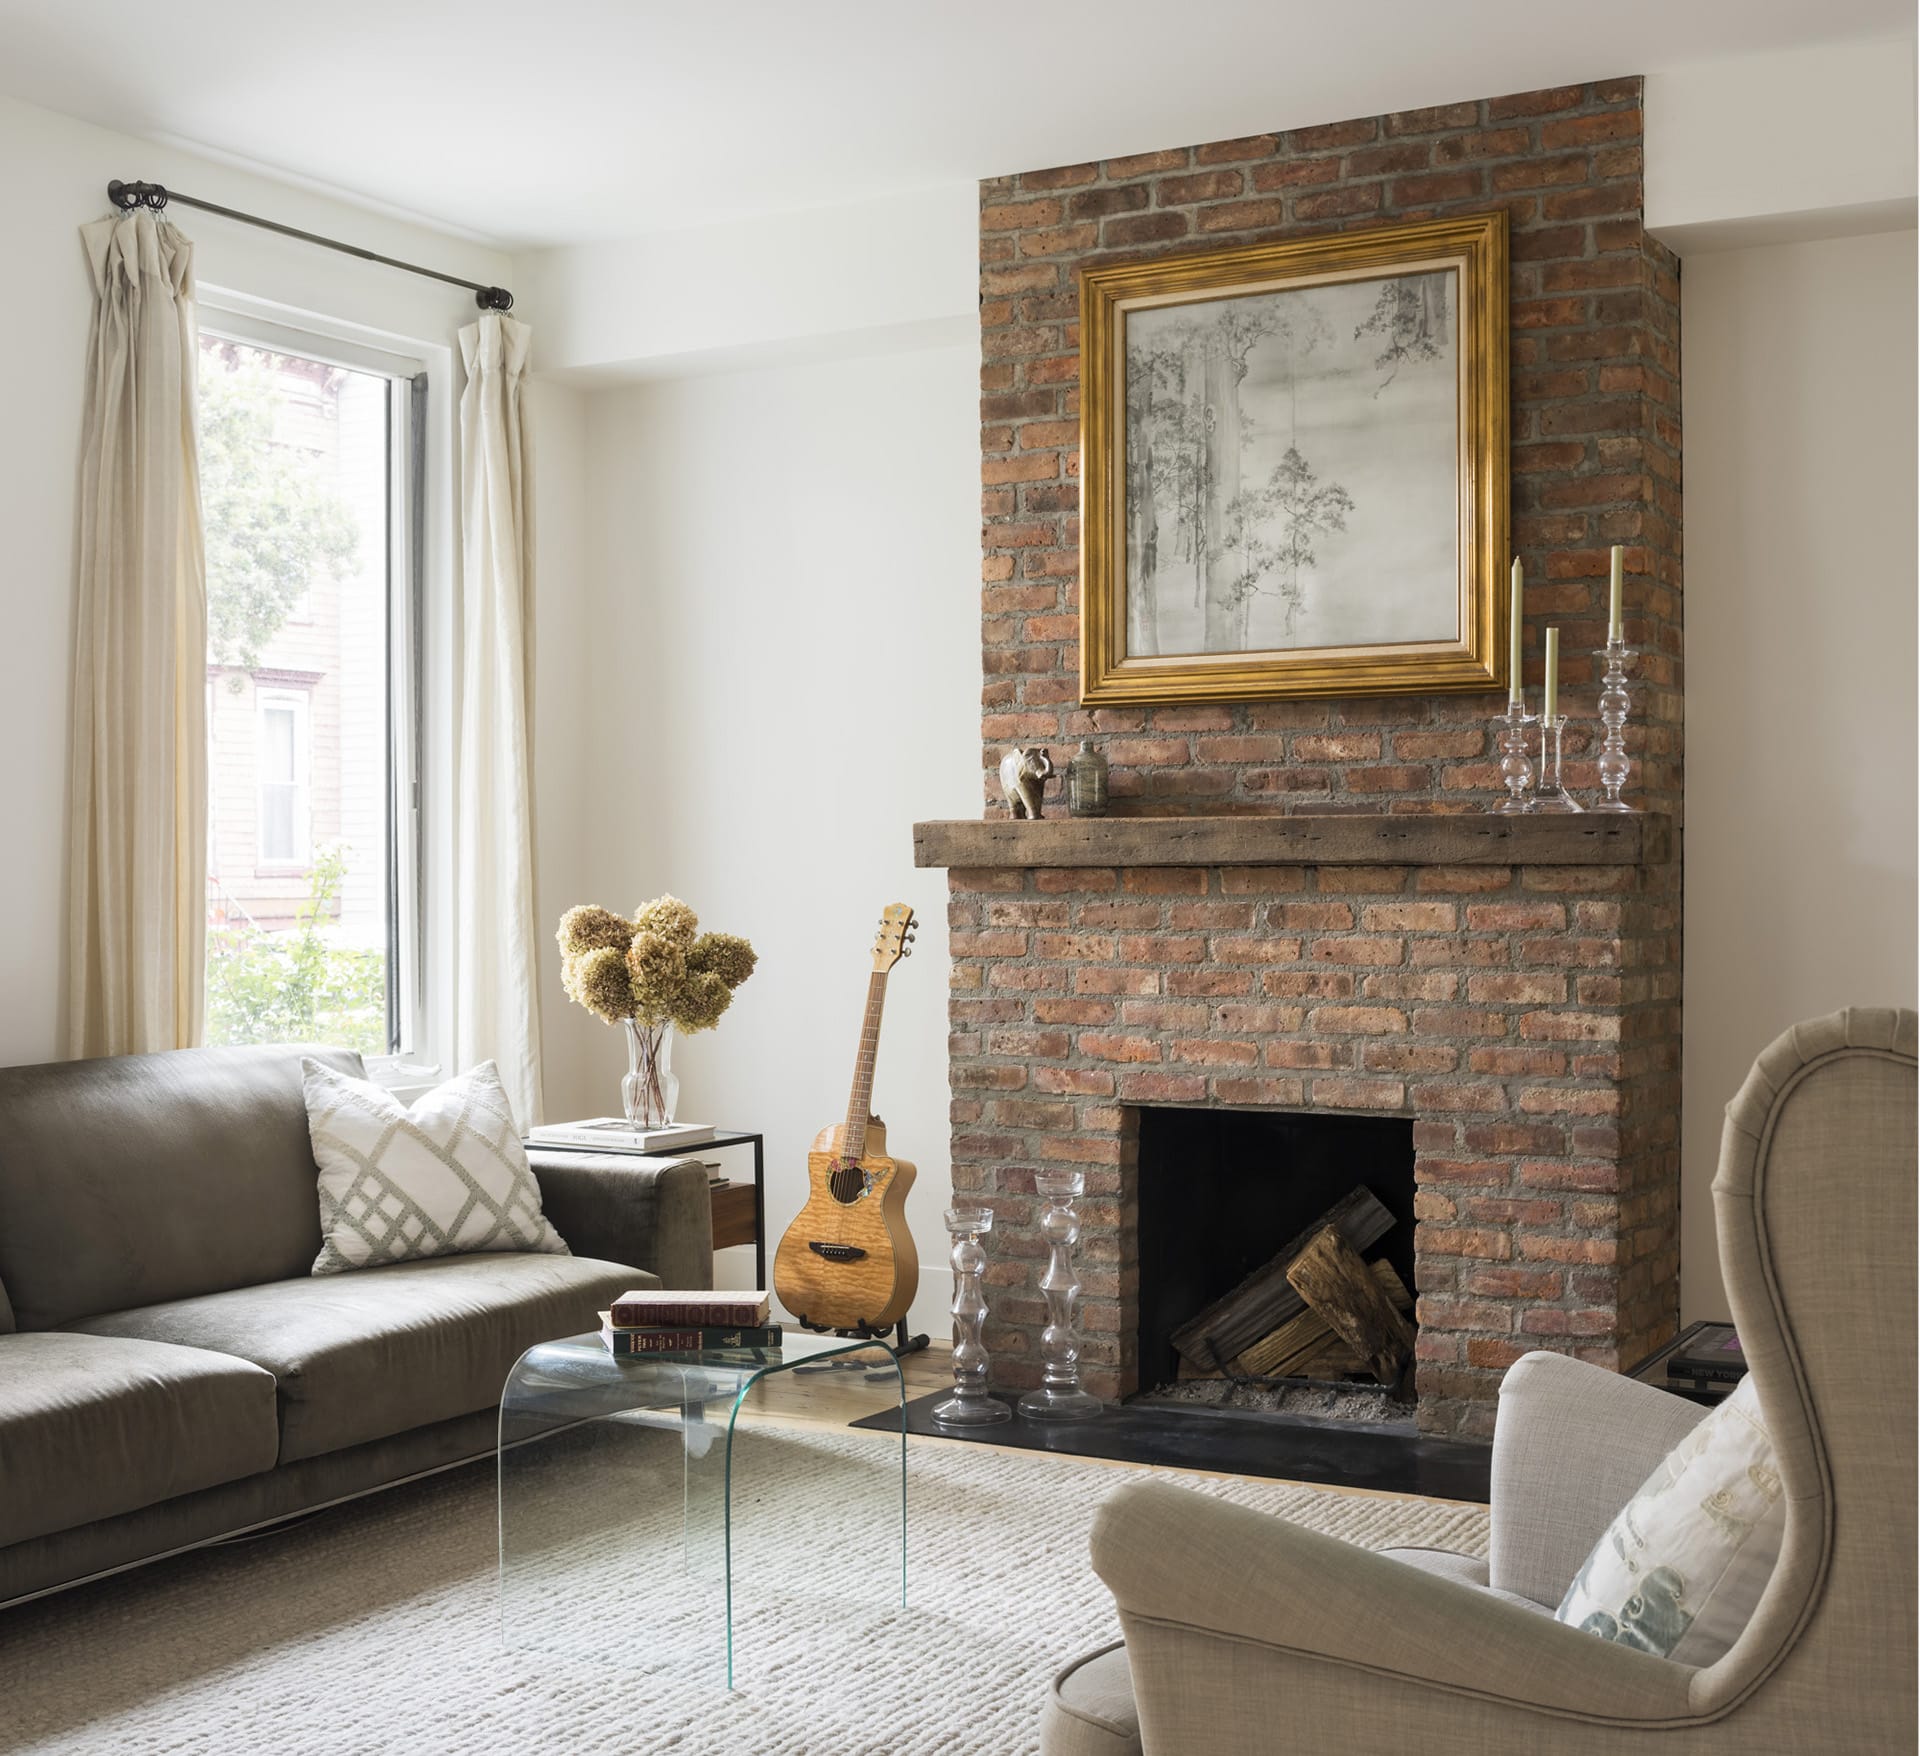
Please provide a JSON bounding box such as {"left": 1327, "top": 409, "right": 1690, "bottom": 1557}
{"left": 197, "top": 300, "right": 437, "bottom": 1083}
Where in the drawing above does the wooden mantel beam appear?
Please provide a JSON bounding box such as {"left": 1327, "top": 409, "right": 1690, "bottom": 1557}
{"left": 912, "top": 812, "right": 1670, "bottom": 870}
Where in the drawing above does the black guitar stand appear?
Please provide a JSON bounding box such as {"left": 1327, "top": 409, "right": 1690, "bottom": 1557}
{"left": 790, "top": 1313, "right": 930, "bottom": 1380}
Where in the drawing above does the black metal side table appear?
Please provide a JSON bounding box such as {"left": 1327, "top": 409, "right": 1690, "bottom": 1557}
{"left": 688, "top": 1129, "right": 767, "bottom": 1287}
{"left": 1627, "top": 1320, "right": 1747, "bottom": 1407}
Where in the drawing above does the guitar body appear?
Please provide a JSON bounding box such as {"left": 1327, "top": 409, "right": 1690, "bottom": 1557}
{"left": 774, "top": 1118, "right": 920, "bottom": 1332}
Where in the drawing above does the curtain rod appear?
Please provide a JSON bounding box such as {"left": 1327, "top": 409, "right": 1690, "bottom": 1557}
{"left": 107, "top": 180, "right": 513, "bottom": 312}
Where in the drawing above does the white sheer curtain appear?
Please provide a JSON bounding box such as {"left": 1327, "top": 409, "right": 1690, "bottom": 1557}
{"left": 454, "top": 312, "right": 545, "bottom": 1128}
{"left": 66, "top": 209, "right": 206, "bottom": 1058}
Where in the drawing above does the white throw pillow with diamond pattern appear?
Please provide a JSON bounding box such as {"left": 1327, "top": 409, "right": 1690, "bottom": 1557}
{"left": 304, "top": 1059, "right": 570, "bottom": 1275}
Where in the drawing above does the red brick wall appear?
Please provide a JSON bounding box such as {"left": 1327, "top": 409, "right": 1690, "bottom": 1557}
{"left": 958, "top": 81, "right": 1684, "bottom": 1439}
{"left": 979, "top": 79, "right": 1683, "bottom": 819}
{"left": 949, "top": 852, "right": 1679, "bottom": 1439}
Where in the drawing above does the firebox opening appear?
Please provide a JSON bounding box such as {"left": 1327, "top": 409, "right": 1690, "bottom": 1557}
{"left": 1134, "top": 1105, "right": 1418, "bottom": 1401}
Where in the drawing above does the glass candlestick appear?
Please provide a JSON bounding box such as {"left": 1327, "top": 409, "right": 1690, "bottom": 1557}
{"left": 1488, "top": 699, "right": 1537, "bottom": 814}
{"left": 932, "top": 1206, "right": 1010, "bottom": 1426}
{"left": 1533, "top": 714, "right": 1584, "bottom": 813}
{"left": 1017, "top": 1170, "right": 1103, "bottom": 1421}
{"left": 1593, "top": 641, "right": 1636, "bottom": 812}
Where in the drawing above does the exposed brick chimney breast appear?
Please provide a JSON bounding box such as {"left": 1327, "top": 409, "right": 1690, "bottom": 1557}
{"left": 954, "top": 81, "right": 1683, "bottom": 1440}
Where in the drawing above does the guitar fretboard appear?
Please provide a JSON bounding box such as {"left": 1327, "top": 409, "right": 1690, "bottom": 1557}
{"left": 842, "top": 970, "right": 888, "bottom": 1162}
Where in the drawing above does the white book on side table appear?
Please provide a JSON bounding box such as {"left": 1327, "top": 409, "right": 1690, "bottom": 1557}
{"left": 525, "top": 1117, "right": 718, "bottom": 1155}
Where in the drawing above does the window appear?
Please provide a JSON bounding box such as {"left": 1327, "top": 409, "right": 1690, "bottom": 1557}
{"left": 254, "top": 688, "right": 310, "bottom": 868}
{"left": 200, "top": 318, "right": 426, "bottom": 1066}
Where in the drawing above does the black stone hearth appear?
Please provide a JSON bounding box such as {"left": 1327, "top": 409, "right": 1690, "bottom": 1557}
{"left": 850, "top": 1392, "right": 1490, "bottom": 1503}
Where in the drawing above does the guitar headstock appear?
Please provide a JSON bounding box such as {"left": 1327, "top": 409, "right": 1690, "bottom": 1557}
{"left": 870, "top": 903, "right": 917, "bottom": 973}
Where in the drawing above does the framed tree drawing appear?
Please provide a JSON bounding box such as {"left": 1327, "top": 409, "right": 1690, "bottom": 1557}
{"left": 1079, "top": 210, "right": 1508, "bottom": 704}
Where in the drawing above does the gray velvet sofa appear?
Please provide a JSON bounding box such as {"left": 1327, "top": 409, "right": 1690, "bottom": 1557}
{"left": 0, "top": 1043, "right": 712, "bottom": 1607}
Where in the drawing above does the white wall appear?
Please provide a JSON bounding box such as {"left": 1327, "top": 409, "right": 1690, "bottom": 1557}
{"left": 0, "top": 92, "right": 509, "bottom": 1069}
{"left": 572, "top": 344, "right": 980, "bottom": 1333}
{"left": 520, "top": 182, "right": 977, "bottom": 383}
{"left": 1647, "top": 37, "right": 1917, "bottom": 254}
{"left": 522, "top": 377, "right": 607, "bottom": 1118}
{"left": 1679, "top": 227, "right": 1919, "bottom": 1320}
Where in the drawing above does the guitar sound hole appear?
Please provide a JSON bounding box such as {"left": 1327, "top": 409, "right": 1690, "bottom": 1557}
{"left": 828, "top": 1162, "right": 864, "bottom": 1204}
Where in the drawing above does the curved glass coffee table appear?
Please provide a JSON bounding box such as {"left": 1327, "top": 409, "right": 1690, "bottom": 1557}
{"left": 498, "top": 1331, "right": 905, "bottom": 1687}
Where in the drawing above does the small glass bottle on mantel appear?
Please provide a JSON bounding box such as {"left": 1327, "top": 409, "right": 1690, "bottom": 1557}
{"left": 1067, "top": 739, "right": 1109, "bottom": 817}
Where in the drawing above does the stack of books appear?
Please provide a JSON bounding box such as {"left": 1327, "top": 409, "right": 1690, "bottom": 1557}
{"left": 1668, "top": 1323, "right": 1746, "bottom": 1389}
{"left": 527, "top": 1117, "right": 718, "bottom": 1155}
{"left": 598, "top": 1289, "right": 782, "bottom": 1356}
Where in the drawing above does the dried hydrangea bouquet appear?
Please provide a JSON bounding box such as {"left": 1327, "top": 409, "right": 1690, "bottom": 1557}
{"left": 556, "top": 895, "right": 757, "bottom": 1127}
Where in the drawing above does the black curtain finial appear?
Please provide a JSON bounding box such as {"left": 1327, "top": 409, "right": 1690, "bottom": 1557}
{"left": 108, "top": 179, "right": 170, "bottom": 212}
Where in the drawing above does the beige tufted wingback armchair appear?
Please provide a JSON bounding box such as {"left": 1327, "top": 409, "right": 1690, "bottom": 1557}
{"left": 1042, "top": 1007, "right": 1917, "bottom": 1756}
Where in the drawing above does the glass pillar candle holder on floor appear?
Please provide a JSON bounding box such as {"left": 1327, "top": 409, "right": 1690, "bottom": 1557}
{"left": 1489, "top": 700, "right": 1537, "bottom": 814}
{"left": 1533, "top": 714, "right": 1584, "bottom": 813}
{"left": 1593, "top": 641, "right": 1637, "bottom": 812}
{"left": 932, "top": 1207, "right": 1010, "bottom": 1426}
{"left": 1017, "top": 1170, "right": 1104, "bottom": 1422}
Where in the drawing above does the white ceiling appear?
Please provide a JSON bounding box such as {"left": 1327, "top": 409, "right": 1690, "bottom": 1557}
{"left": 0, "top": 0, "right": 1908, "bottom": 251}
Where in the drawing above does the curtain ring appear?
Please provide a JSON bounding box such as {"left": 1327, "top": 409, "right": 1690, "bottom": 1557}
{"left": 107, "top": 180, "right": 170, "bottom": 213}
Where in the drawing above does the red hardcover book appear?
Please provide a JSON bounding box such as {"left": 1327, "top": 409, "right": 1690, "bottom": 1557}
{"left": 608, "top": 1289, "right": 771, "bottom": 1328}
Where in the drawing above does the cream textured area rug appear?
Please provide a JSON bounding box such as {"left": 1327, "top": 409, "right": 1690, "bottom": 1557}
{"left": 0, "top": 1429, "right": 1487, "bottom": 1756}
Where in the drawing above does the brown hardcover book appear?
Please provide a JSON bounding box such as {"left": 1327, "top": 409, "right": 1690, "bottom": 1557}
{"left": 598, "top": 1321, "right": 783, "bottom": 1355}
{"left": 608, "top": 1289, "right": 771, "bottom": 1328}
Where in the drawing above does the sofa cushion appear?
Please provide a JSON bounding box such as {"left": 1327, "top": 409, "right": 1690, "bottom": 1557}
{"left": 0, "top": 1331, "right": 279, "bottom": 1548}
{"left": 69, "top": 1252, "right": 652, "bottom": 1463}
{"left": 1040, "top": 1641, "right": 1141, "bottom": 1756}
{"left": 0, "top": 1044, "right": 362, "bottom": 1328}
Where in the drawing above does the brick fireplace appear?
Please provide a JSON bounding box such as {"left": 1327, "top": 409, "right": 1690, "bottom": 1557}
{"left": 922, "top": 816, "right": 1679, "bottom": 1439}
{"left": 936, "top": 79, "right": 1685, "bottom": 1441}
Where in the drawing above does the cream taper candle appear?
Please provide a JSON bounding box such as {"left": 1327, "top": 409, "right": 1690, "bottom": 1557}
{"left": 1607, "top": 546, "right": 1624, "bottom": 644}
{"left": 1508, "top": 557, "right": 1523, "bottom": 704}
{"left": 1544, "top": 627, "right": 1560, "bottom": 722}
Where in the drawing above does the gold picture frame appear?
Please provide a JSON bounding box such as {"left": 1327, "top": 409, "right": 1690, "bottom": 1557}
{"left": 1079, "top": 210, "right": 1509, "bottom": 705}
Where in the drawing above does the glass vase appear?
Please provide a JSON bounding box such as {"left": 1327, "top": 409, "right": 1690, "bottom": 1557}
{"left": 932, "top": 1207, "right": 1010, "bottom": 1426}
{"left": 1067, "top": 739, "right": 1110, "bottom": 817}
{"left": 1017, "top": 1170, "right": 1103, "bottom": 1421}
{"left": 621, "top": 1019, "right": 678, "bottom": 1128}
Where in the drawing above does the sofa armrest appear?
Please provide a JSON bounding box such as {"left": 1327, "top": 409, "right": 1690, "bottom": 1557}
{"left": 1490, "top": 1350, "right": 1710, "bottom": 1607}
{"left": 1092, "top": 1478, "right": 1696, "bottom": 1728}
{"left": 527, "top": 1152, "right": 713, "bottom": 1292}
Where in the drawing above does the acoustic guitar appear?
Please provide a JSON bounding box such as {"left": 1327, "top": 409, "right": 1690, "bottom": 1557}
{"left": 773, "top": 904, "right": 921, "bottom": 1334}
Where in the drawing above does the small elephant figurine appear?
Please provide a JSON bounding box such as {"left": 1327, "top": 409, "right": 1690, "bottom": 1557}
{"left": 999, "top": 746, "right": 1055, "bottom": 819}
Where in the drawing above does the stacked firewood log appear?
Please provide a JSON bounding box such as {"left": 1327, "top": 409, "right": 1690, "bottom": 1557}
{"left": 1170, "top": 1188, "right": 1415, "bottom": 1388}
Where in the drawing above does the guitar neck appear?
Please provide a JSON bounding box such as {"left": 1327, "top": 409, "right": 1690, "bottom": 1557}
{"left": 841, "top": 970, "right": 889, "bottom": 1161}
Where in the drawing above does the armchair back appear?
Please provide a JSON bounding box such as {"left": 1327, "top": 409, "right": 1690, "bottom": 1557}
{"left": 1694, "top": 1006, "right": 1916, "bottom": 1742}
